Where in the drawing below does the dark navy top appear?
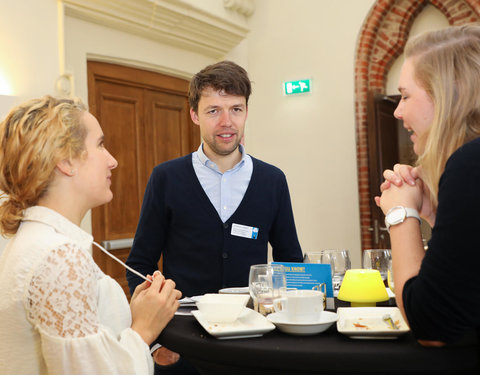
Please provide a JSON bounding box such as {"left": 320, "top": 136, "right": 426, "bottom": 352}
{"left": 403, "top": 137, "right": 480, "bottom": 345}
{"left": 126, "top": 154, "right": 303, "bottom": 297}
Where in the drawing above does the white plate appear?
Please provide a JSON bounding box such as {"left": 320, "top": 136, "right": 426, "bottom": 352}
{"left": 176, "top": 296, "right": 204, "bottom": 315}
{"left": 179, "top": 295, "right": 203, "bottom": 306}
{"left": 267, "top": 311, "right": 338, "bottom": 336}
{"left": 192, "top": 307, "right": 275, "bottom": 339}
{"left": 218, "top": 287, "right": 250, "bottom": 294}
{"left": 336, "top": 307, "right": 409, "bottom": 339}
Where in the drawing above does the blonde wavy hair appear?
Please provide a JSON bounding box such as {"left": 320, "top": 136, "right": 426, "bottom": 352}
{"left": 407, "top": 25, "right": 480, "bottom": 208}
{"left": 0, "top": 96, "right": 87, "bottom": 236}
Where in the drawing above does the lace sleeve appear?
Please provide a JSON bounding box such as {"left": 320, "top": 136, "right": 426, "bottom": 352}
{"left": 26, "top": 243, "right": 100, "bottom": 338}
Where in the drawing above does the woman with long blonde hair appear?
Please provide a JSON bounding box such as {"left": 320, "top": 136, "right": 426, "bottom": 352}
{"left": 377, "top": 25, "right": 480, "bottom": 349}
{"left": 0, "top": 96, "right": 181, "bottom": 374}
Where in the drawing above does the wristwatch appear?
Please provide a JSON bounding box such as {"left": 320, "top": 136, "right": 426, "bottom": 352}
{"left": 385, "top": 206, "right": 421, "bottom": 232}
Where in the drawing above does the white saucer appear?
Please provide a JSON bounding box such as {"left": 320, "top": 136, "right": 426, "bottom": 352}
{"left": 192, "top": 307, "right": 275, "bottom": 339}
{"left": 267, "top": 311, "right": 338, "bottom": 336}
{"left": 218, "top": 287, "right": 250, "bottom": 294}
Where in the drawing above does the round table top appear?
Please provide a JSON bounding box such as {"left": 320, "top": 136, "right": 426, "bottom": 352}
{"left": 158, "top": 313, "right": 479, "bottom": 375}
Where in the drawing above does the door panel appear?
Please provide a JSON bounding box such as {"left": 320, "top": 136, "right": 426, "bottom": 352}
{"left": 99, "top": 86, "right": 145, "bottom": 238}
{"left": 88, "top": 61, "right": 198, "bottom": 298}
{"left": 367, "top": 92, "right": 401, "bottom": 249}
{"left": 144, "top": 90, "right": 193, "bottom": 175}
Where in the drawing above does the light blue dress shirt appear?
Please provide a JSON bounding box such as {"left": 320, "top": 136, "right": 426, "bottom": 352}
{"left": 192, "top": 143, "right": 253, "bottom": 223}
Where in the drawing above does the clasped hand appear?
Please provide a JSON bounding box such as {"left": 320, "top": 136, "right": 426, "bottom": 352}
{"left": 374, "top": 164, "right": 435, "bottom": 226}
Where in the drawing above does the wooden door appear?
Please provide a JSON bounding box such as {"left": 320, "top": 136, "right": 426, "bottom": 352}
{"left": 87, "top": 62, "right": 199, "bottom": 298}
{"left": 367, "top": 92, "right": 403, "bottom": 249}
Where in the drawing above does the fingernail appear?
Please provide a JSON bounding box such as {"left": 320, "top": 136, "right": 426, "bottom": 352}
{"left": 153, "top": 270, "right": 162, "bottom": 277}
{"left": 409, "top": 179, "right": 415, "bottom": 185}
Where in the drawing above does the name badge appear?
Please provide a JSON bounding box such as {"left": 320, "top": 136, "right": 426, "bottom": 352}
{"left": 231, "top": 223, "right": 259, "bottom": 239}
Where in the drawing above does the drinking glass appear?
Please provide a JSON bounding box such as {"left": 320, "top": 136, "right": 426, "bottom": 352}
{"left": 249, "top": 264, "right": 286, "bottom": 316}
{"left": 362, "top": 249, "right": 391, "bottom": 284}
{"left": 303, "top": 251, "right": 322, "bottom": 263}
{"left": 387, "top": 257, "right": 395, "bottom": 293}
{"left": 320, "top": 249, "right": 351, "bottom": 295}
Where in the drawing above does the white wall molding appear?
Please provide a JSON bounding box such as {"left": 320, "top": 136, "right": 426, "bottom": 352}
{"left": 223, "top": 0, "right": 255, "bottom": 17}
{"left": 86, "top": 53, "right": 194, "bottom": 80}
{"left": 63, "top": 0, "right": 250, "bottom": 58}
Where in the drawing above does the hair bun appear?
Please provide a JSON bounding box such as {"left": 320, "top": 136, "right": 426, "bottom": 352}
{"left": 0, "top": 195, "right": 25, "bottom": 237}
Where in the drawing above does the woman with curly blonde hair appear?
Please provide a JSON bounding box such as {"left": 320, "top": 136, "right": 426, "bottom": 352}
{"left": 376, "top": 25, "right": 480, "bottom": 349}
{"left": 0, "top": 96, "right": 181, "bottom": 374}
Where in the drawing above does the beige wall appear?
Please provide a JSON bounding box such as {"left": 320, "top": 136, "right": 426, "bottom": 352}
{"left": 245, "top": 0, "right": 375, "bottom": 267}
{"left": 386, "top": 4, "right": 450, "bottom": 95}
{"left": 0, "top": 0, "right": 60, "bottom": 99}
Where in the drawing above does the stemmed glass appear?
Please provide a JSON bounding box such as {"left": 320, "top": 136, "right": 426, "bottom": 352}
{"left": 362, "top": 249, "right": 392, "bottom": 285}
{"left": 248, "top": 264, "right": 286, "bottom": 316}
{"left": 320, "top": 250, "right": 351, "bottom": 295}
{"left": 303, "top": 250, "right": 351, "bottom": 296}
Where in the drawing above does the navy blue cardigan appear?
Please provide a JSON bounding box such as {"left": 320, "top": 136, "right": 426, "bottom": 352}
{"left": 126, "top": 154, "right": 303, "bottom": 297}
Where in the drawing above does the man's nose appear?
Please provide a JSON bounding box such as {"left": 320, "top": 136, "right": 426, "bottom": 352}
{"left": 219, "top": 111, "right": 232, "bottom": 126}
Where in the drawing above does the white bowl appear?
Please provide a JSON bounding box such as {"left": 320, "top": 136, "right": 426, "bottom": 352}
{"left": 195, "top": 293, "right": 250, "bottom": 323}
{"left": 267, "top": 311, "right": 338, "bottom": 336}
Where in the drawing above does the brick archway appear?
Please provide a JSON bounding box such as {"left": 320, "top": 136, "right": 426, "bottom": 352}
{"left": 355, "top": 0, "right": 480, "bottom": 250}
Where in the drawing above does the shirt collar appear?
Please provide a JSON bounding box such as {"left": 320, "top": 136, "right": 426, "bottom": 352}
{"left": 196, "top": 143, "right": 247, "bottom": 171}
{"left": 22, "top": 206, "right": 93, "bottom": 250}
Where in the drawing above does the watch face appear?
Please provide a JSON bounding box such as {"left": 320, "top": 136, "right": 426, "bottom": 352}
{"left": 387, "top": 207, "right": 406, "bottom": 225}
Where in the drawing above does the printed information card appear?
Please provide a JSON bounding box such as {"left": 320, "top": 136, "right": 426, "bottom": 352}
{"left": 272, "top": 262, "right": 335, "bottom": 309}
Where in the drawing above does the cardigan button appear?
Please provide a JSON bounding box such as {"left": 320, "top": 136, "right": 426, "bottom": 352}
{"left": 223, "top": 223, "right": 229, "bottom": 229}
{"left": 222, "top": 252, "right": 228, "bottom": 259}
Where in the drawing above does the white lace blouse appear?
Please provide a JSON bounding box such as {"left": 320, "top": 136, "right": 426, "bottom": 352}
{"left": 0, "top": 206, "right": 153, "bottom": 374}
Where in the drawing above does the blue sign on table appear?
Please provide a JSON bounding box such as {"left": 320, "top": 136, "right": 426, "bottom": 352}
{"left": 272, "top": 262, "right": 334, "bottom": 298}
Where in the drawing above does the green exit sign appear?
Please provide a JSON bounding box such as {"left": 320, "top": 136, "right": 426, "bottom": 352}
{"left": 283, "top": 79, "right": 312, "bottom": 95}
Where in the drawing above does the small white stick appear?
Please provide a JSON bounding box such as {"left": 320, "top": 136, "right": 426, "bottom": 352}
{"left": 92, "top": 241, "right": 151, "bottom": 283}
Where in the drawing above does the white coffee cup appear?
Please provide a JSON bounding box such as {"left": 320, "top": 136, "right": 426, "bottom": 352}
{"left": 274, "top": 289, "right": 324, "bottom": 322}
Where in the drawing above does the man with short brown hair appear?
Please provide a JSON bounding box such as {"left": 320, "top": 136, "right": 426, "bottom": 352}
{"left": 127, "top": 60, "right": 303, "bottom": 374}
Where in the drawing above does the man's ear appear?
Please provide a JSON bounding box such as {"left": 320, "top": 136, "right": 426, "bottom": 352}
{"left": 56, "top": 159, "right": 75, "bottom": 177}
{"left": 190, "top": 108, "right": 200, "bottom": 126}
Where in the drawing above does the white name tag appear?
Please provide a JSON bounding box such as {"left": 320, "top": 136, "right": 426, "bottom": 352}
{"left": 231, "top": 223, "right": 259, "bottom": 239}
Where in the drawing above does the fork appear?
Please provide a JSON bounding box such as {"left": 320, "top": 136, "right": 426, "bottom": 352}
{"left": 382, "top": 314, "right": 399, "bottom": 330}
